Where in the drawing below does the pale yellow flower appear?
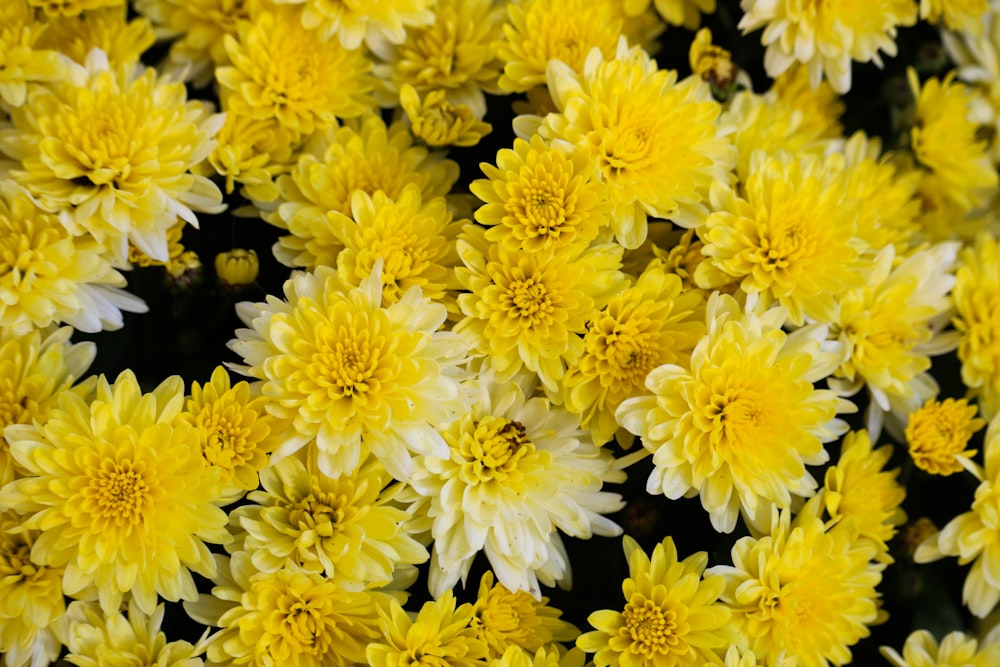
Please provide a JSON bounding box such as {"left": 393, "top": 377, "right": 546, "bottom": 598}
{"left": 906, "top": 398, "right": 984, "bottom": 475}
{"left": 401, "top": 85, "right": 493, "bottom": 147}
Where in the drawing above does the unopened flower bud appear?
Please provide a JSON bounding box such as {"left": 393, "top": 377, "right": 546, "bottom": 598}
{"left": 215, "top": 249, "right": 258, "bottom": 289}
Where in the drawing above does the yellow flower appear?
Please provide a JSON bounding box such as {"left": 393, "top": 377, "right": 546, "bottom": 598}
{"left": 329, "top": 186, "right": 463, "bottom": 307}
{"left": 214, "top": 249, "right": 259, "bottom": 289}
{"left": 497, "top": 0, "right": 623, "bottom": 93}
{"left": 0, "top": 370, "right": 231, "bottom": 615}
{"left": 455, "top": 226, "right": 626, "bottom": 392}
{"left": 470, "top": 571, "right": 578, "bottom": 659}
{"left": 709, "top": 499, "right": 885, "bottom": 667}
{"left": 738, "top": 0, "right": 917, "bottom": 93}
{"left": 229, "top": 450, "right": 427, "bottom": 590}
{"left": 0, "top": 327, "right": 94, "bottom": 486}
{"left": 921, "top": 0, "right": 990, "bottom": 34}
{"left": 0, "top": 0, "right": 74, "bottom": 108}
{"left": 577, "top": 535, "right": 733, "bottom": 667}
{"left": 535, "top": 39, "right": 734, "bottom": 248}
{"left": 371, "top": 0, "right": 505, "bottom": 117}
{"left": 37, "top": 6, "right": 155, "bottom": 65}
{"left": 273, "top": 0, "right": 435, "bottom": 50}
{"left": 0, "top": 185, "right": 148, "bottom": 334}
{"left": 204, "top": 111, "right": 300, "bottom": 201}
{"left": 229, "top": 264, "right": 469, "bottom": 481}
{"left": 0, "top": 50, "right": 225, "bottom": 265}
{"left": 562, "top": 260, "right": 706, "bottom": 447}
{"left": 401, "top": 85, "right": 493, "bottom": 147}
{"left": 881, "top": 629, "right": 1000, "bottom": 667}
{"left": 408, "top": 370, "right": 624, "bottom": 597}
{"left": 695, "top": 150, "right": 866, "bottom": 326}
{"left": 266, "top": 114, "right": 459, "bottom": 270}
{"left": 909, "top": 69, "right": 999, "bottom": 214}
{"left": 0, "top": 510, "right": 66, "bottom": 667}
{"left": 470, "top": 134, "right": 613, "bottom": 254}
{"left": 218, "top": 7, "right": 376, "bottom": 135}
{"left": 366, "top": 591, "right": 489, "bottom": 667}
{"left": 29, "top": 0, "right": 122, "bottom": 17}
{"left": 617, "top": 293, "right": 852, "bottom": 532}
{"left": 915, "top": 413, "right": 1000, "bottom": 617}
{"left": 823, "top": 430, "right": 907, "bottom": 560}
{"left": 62, "top": 599, "right": 200, "bottom": 667}
{"left": 187, "top": 551, "right": 386, "bottom": 667}
{"left": 954, "top": 232, "right": 1000, "bottom": 419}
{"left": 906, "top": 398, "right": 984, "bottom": 475}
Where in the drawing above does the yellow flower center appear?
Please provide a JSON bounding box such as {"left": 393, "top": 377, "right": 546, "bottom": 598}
{"left": 306, "top": 309, "right": 401, "bottom": 405}
{"left": 594, "top": 120, "right": 653, "bottom": 178}
{"left": 287, "top": 482, "right": 349, "bottom": 548}
{"left": 253, "top": 576, "right": 339, "bottom": 659}
{"left": 756, "top": 217, "right": 814, "bottom": 273}
{"left": 0, "top": 379, "right": 30, "bottom": 429}
{"left": 196, "top": 404, "right": 255, "bottom": 475}
{"left": 0, "top": 536, "right": 39, "bottom": 583}
{"left": 51, "top": 97, "right": 145, "bottom": 188}
{"left": 589, "top": 307, "right": 659, "bottom": 389}
{"left": 471, "top": 585, "right": 542, "bottom": 650}
{"left": 459, "top": 417, "right": 536, "bottom": 485}
{"left": 504, "top": 277, "right": 553, "bottom": 328}
{"left": 509, "top": 161, "right": 575, "bottom": 241}
{"left": 905, "top": 398, "right": 983, "bottom": 475}
{"left": 86, "top": 459, "right": 152, "bottom": 527}
{"left": 621, "top": 592, "right": 688, "bottom": 657}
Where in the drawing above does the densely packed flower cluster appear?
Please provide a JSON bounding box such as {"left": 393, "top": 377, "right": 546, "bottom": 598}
{"left": 2, "top": 0, "right": 1000, "bottom": 665}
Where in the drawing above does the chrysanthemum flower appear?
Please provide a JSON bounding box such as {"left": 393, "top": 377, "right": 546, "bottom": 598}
{"left": 906, "top": 398, "right": 984, "bottom": 475}
{"left": 62, "top": 599, "right": 200, "bottom": 667}
{"left": 229, "top": 450, "right": 427, "bottom": 590}
{"left": 0, "top": 0, "right": 75, "bottom": 108}
{"left": 497, "top": 0, "right": 622, "bottom": 93}
{"left": 738, "top": 0, "right": 917, "bottom": 93}
{"left": 708, "top": 499, "right": 885, "bottom": 667}
{"left": 562, "top": 260, "right": 706, "bottom": 447}
{"left": 266, "top": 114, "right": 459, "bottom": 270}
{"left": 455, "top": 226, "right": 625, "bottom": 392}
{"left": 371, "top": 0, "right": 505, "bottom": 118}
{"left": 366, "top": 590, "right": 489, "bottom": 667}
{"left": 470, "top": 134, "right": 613, "bottom": 254}
{"left": 881, "top": 629, "right": 1000, "bottom": 667}
{"left": 0, "top": 50, "right": 225, "bottom": 265}
{"left": 218, "top": 7, "right": 375, "bottom": 136}
{"left": 954, "top": 233, "right": 1000, "bottom": 419}
{"left": 915, "top": 413, "right": 1000, "bottom": 617}
{"left": 29, "top": 0, "right": 122, "bottom": 17}
{"left": 0, "top": 370, "right": 230, "bottom": 614}
{"left": 401, "top": 85, "right": 493, "bottom": 148}
{"left": 178, "top": 365, "right": 285, "bottom": 503}
{"left": 187, "top": 551, "right": 387, "bottom": 667}
{"left": 577, "top": 535, "right": 733, "bottom": 667}
{"left": 532, "top": 39, "right": 735, "bottom": 248}
{"left": 408, "top": 370, "right": 624, "bottom": 597}
{"left": 204, "top": 111, "right": 300, "bottom": 201}
{"left": 329, "top": 186, "right": 463, "bottom": 307}
{"left": 823, "top": 430, "right": 907, "bottom": 561}
{"left": 470, "top": 571, "right": 578, "bottom": 659}
{"left": 37, "top": 6, "right": 155, "bottom": 65}
{"left": 617, "top": 293, "right": 852, "bottom": 532}
{"left": 0, "top": 510, "right": 65, "bottom": 667}
{"left": 229, "top": 264, "right": 468, "bottom": 481}
{"left": 273, "top": 0, "right": 435, "bottom": 50}
{"left": 0, "top": 185, "right": 147, "bottom": 335}
{"left": 695, "top": 150, "right": 866, "bottom": 326}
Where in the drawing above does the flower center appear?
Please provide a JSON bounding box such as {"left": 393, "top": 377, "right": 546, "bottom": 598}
{"left": 54, "top": 101, "right": 141, "bottom": 187}
{"left": 287, "top": 483, "right": 348, "bottom": 548}
{"left": 459, "top": 417, "right": 536, "bottom": 485}
{"left": 89, "top": 460, "right": 151, "bottom": 526}
{"left": 197, "top": 405, "right": 254, "bottom": 473}
{"left": 0, "top": 536, "right": 39, "bottom": 583}
{"left": 621, "top": 593, "right": 687, "bottom": 656}
{"left": 0, "top": 380, "right": 30, "bottom": 429}
{"left": 505, "top": 277, "right": 552, "bottom": 326}
{"left": 589, "top": 309, "right": 658, "bottom": 388}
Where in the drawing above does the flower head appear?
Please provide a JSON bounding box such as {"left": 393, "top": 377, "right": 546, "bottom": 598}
{"left": 906, "top": 398, "right": 984, "bottom": 475}
{"left": 401, "top": 85, "right": 493, "bottom": 147}
{"left": 577, "top": 535, "right": 733, "bottom": 667}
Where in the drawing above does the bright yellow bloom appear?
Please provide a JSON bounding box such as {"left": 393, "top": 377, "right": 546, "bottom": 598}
{"left": 37, "top": 6, "right": 155, "bottom": 65}
{"left": 470, "top": 134, "right": 613, "bottom": 254}
{"left": 498, "top": 0, "right": 623, "bottom": 93}
{"left": 562, "top": 260, "right": 706, "bottom": 447}
{"left": 906, "top": 398, "right": 984, "bottom": 475}
{"left": 739, "top": 0, "right": 917, "bottom": 93}
{"left": 408, "top": 370, "right": 624, "bottom": 597}
{"left": 218, "top": 7, "right": 375, "bottom": 135}
{"left": 881, "top": 629, "right": 1000, "bottom": 667}
{"left": 617, "top": 294, "right": 852, "bottom": 532}
{"left": 214, "top": 249, "right": 259, "bottom": 289}
{"left": 695, "top": 150, "right": 866, "bottom": 326}
{"left": 0, "top": 0, "right": 74, "bottom": 108}
{"left": 229, "top": 450, "right": 427, "bottom": 590}
{"left": 0, "top": 510, "right": 65, "bottom": 667}
{"left": 0, "top": 50, "right": 225, "bottom": 265}
{"left": 267, "top": 114, "right": 459, "bottom": 270}
{"left": 204, "top": 111, "right": 300, "bottom": 201}
{"left": 0, "top": 370, "right": 230, "bottom": 615}
{"left": 272, "top": 0, "right": 435, "bottom": 50}
{"left": 455, "top": 226, "right": 625, "bottom": 392}
{"left": 29, "top": 0, "right": 122, "bottom": 17}
{"left": 709, "top": 499, "right": 885, "bottom": 667}
{"left": 823, "top": 430, "right": 907, "bottom": 560}
{"left": 366, "top": 591, "right": 489, "bottom": 667}
{"left": 915, "top": 414, "right": 1000, "bottom": 617}
{"left": 229, "top": 264, "right": 469, "bottom": 481}
{"left": 535, "top": 39, "right": 734, "bottom": 248}
{"left": 470, "top": 571, "right": 578, "bottom": 659}
{"left": 577, "top": 535, "right": 733, "bottom": 667}
{"left": 62, "top": 599, "right": 201, "bottom": 667}
{"left": 954, "top": 232, "right": 1000, "bottom": 419}
{"left": 401, "top": 85, "right": 493, "bottom": 147}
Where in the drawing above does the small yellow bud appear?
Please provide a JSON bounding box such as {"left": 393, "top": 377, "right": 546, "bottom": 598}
{"left": 688, "top": 28, "right": 735, "bottom": 91}
{"left": 215, "top": 249, "right": 259, "bottom": 288}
